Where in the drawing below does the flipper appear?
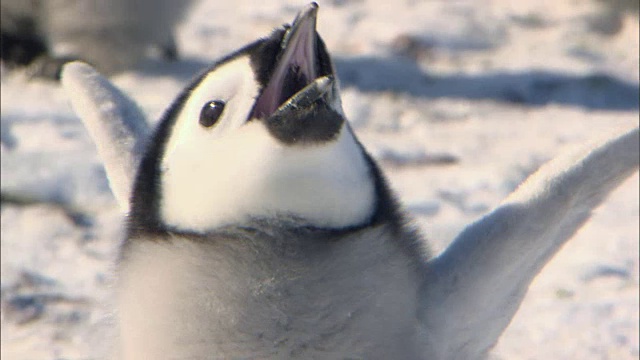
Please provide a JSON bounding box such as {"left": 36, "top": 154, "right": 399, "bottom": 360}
{"left": 419, "top": 126, "right": 639, "bottom": 358}
{"left": 60, "top": 61, "right": 150, "bottom": 212}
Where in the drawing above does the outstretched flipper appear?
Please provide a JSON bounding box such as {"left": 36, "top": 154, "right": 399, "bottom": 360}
{"left": 61, "top": 62, "right": 150, "bottom": 212}
{"left": 419, "top": 126, "right": 639, "bottom": 359}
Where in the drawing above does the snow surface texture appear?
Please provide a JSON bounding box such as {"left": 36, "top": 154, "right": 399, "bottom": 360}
{"left": 1, "top": 1, "right": 638, "bottom": 359}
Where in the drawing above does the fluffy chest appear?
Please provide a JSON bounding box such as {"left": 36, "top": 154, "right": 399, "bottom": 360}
{"left": 117, "top": 227, "right": 421, "bottom": 359}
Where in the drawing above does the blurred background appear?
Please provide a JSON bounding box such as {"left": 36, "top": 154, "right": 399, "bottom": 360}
{"left": 1, "top": 0, "right": 638, "bottom": 358}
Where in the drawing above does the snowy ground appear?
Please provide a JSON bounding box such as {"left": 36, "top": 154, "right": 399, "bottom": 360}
{"left": 1, "top": 1, "right": 638, "bottom": 359}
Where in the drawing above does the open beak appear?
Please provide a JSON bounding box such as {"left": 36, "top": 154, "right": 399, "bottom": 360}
{"left": 251, "top": 3, "right": 334, "bottom": 120}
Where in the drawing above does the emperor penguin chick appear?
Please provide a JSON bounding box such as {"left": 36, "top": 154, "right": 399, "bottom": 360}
{"left": 60, "top": 3, "right": 639, "bottom": 360}
{"left": 119, "top": 3, "right": 425, "bottom": 359}
{"left": 1, "top": 0, "right": 194, "bottom": 78}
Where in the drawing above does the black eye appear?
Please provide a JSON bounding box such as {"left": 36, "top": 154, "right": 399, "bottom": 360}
{"left": 199, "top": 100, "right": 225, "bottom": 127}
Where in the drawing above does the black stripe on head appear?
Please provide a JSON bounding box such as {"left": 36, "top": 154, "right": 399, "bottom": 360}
{"left": 249, "top": 28, "right": 288, "bottom": 89}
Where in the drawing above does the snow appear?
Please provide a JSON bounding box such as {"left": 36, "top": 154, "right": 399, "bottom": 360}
{"left": 1, "top": 1, "right": 638, "bottom": 359}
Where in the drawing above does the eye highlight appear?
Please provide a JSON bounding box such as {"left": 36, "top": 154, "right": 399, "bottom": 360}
{"left": 199, "top": 100, "right": 226, "bottom": 128}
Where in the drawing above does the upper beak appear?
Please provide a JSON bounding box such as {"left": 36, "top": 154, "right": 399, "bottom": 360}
{"left": 280, "top": 3, "right": 319, "bottom": 82}
{"left": 251, "top": 3, "right": 326, "bottom": 119}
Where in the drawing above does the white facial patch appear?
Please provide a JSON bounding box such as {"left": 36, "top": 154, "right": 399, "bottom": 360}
{"left": 159, "top": 58, "right": 375, "bottom": 233}
{"left": 163, "top": 57, "right": 260, "bottom": 156}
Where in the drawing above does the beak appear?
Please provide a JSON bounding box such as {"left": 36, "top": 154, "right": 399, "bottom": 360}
{"left": 270, "top": 75, "right": 334, "bottom": 118}
{"left": 252, "top": 3, "right": 325, "bottom": 119}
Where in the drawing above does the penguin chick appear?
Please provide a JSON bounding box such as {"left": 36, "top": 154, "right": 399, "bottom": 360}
{"left": 61, "top": 3, "right": 640, "bottom": 360}
{"left": 120, "top": 4, "right": 426, "bottom": 358}
{"left": 0, "top": 0, "right": 194, "bottom": 78}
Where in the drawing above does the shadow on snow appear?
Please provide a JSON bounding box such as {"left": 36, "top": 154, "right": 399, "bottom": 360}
{"left": 334, "top": 56, "right": 640, "bottom": 111}
{"left": 137, "top": 56, "right": 640, "bottom": 112}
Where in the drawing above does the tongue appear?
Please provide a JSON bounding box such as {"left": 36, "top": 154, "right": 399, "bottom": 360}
{"left": 252, "top": 4, "right": 318, "bottom": 119}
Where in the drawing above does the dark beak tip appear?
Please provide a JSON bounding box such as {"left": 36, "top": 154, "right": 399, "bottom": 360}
{"left": 305, "top": 2, "right": 319, "bottom": 16}
{"left": 295, "top": 2, "right": 319, "bottom": 27}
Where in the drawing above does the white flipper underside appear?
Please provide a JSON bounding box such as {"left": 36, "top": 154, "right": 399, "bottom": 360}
{"left": 61, "top": 62, "right": 150, "bottom": 212}
{"left": 420, "top": 126, "right": 639, "bottom": 359}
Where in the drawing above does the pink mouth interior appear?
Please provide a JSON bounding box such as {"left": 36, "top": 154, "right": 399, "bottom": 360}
{"left": 252, "top": 20, "right": 317, "bottom": 119}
